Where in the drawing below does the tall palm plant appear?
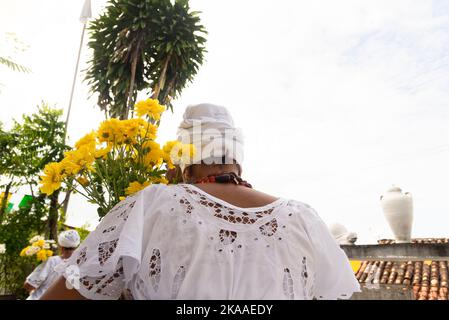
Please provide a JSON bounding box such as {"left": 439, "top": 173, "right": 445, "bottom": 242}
{"left": 86, "top": 0, "right": 207, "bottom": 119}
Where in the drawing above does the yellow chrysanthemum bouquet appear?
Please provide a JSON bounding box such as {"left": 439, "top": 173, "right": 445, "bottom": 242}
{"left": 20, "top": 236, "right": 56, "bottom": 262}
{"left": 39, "top": 99, "right": 194, "bottom": 217}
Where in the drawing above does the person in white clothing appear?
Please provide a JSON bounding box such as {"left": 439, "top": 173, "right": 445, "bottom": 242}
{"left": 42, "top": 103, "right": 360, "bottom": 300}
{"left": 24, "top": 230, "right": 80, "bottom": 300}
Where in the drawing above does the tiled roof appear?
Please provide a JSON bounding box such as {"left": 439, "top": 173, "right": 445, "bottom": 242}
{"left": 353, "top": 238, "right": 449, "bottom": 300}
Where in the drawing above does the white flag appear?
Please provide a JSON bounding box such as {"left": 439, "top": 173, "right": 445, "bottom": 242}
{"left": 79, "top": 0, "right": 92, "bottom": 23}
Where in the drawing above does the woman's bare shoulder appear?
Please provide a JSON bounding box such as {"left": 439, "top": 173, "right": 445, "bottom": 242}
{"left": 188, "top": 183, "right": 279, "bottom": 208}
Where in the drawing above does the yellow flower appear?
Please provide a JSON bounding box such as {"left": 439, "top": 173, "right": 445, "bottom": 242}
{"left": 143, "top": 152, "right": 163, "bottom": 168}
{"left": 164, "top": 141, "right": 196, "bottom": 166}
{"left": 138, "top": 122, "right": 158, "bottom": 140}
{"left": 162, "top": 140, "right": 181, "bottom": 169}
{"left": 162, "top": 140, "right": 179, "bottom": 153}
{"left": 62, "top": 145, "right": 95, "bottom": 174}
{"left": 20, "top": 246, "right": 29, "bottom": 257}
{"left": 150, "top": 176, "right": 169, "bottom": 185}
{"left": 32, "top": 239, "right": 45, "bottom": 248}
{"left": 46, "top": 250, "right": 53, "bottom": 257}
{"left": 36, "top": 249, "right": 49, "bottom": 262}
{"left": 25, "top": 245, "right": 40, "bottom": 256}
{"left": 97, "top": 118, "right": 125, "bottom": 144}
{"left": 164, "top": 159, "right": 175, "bottom": 169}
{"left": 76, "top": 176, "right": 89, "bottom": 186}
{"left": 39, "top": 162, "right": 63, "bottom": 195}
{"left": 125, "top": 181, "right": 151, "bottom": 195}
{"left": 134, "top": 99, "right": 165, "bottom": 120}
{"left": 141, "top": 141, "right": 163, "bottom": 167}
{"left": 119, "top": 196, "right": 126, "bottom": 201}
{"left": 122, "top": 118, "right": 147, "bottom": 144}
{"left": 75, "top": 131, "right": 97, "bottom": 150}
{"left": 59, "top": 157, "right": 81, "bottom": 176}
{"left": 94, "top": 145, "right": 112, "bottom": 159}
{"left": 0, "top": 192, "right": 12, "bottom": 207}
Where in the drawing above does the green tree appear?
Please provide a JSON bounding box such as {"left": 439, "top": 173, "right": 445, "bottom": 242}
{"left": 0, "top": 200, "right": 47, "bottom": 298}
{"left": 0, "top": 103, "right": 68, "bottom": 239}
{"left": 0, "top": 122, "right": 19, "bottom": 219}
{"left": 86, "top": 0, "right": 207, "bottom": 119}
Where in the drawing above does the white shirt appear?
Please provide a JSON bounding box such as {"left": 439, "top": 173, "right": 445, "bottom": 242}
{"left": 56, "top": 184, "right": 360, "bottom": 300}
{"left": 26, "top": 255, "right": 63, "bottom": 300}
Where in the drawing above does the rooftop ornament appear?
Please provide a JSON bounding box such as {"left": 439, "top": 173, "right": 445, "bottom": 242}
{"left": 329, "top": 222, "right": 357, "bottom": 245}
{"left": 380, "top": 185, "right": 413, "bottom": 243}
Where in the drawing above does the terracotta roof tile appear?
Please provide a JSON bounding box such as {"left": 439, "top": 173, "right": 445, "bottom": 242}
{"left": 353, "top": 238, "right": 449, "bottom": 300}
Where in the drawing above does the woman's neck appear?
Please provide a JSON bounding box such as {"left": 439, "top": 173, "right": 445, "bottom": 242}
{"left": 60, "top": 250, "right": 74, "bottom": 260}
{"left": 188, "top": 170, "right": 240, "bottom": 184}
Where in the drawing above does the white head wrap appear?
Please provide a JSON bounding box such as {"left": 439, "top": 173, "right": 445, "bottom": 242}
{"left": 177, "top": 103, "right": 244, "bottom": 173}
{"left": 58, "top": 230, "right": 81, "bottom": 248}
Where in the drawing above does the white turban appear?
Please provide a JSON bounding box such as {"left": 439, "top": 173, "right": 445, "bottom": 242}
{"left": 177, "top": 103, "right": 244, "bottom": 173}
{"left": 58, "top": 230, "right": 81, "bottom": 248}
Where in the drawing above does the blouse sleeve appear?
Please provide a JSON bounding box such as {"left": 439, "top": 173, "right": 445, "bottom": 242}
{"left": 55, "top": 186, "right": 159, "bottom": 300}
{"left": 306, "top": 208, "right": 361, "bottom": 300}
{"left": 26, "top": 259, "right": 53, "bottom": 289}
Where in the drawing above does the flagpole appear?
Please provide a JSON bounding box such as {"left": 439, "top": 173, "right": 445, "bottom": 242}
{"left": 61, "top": 0, "right": 92, "bottom": 217}
{"left": 63, "top": 22, "right": 87, "bottom": 141}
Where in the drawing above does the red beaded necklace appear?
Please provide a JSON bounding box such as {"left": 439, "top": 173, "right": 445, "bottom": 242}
{"left": 195, "top": 172, "right": 252, "bottom": 188}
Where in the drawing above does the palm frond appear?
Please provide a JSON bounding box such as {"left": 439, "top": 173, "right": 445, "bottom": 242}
{"left": 0, "top": 56, "right": 31, "bottom": 73}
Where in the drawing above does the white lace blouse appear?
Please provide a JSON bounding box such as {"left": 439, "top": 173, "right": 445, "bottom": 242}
{"left": 26, "top": 255, "right": 63, "bottom": 300}
{"left": 55, "top": 183, "right": 360, "bottom": 300}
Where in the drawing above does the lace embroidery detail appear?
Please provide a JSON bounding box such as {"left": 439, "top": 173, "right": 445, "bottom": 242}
{"left": 95, "top": 263, "right": 124, "bottom": 295}
{"left": 135, "top": 276, "right": 147, "bottom": 297}
{"left": 179, "top": 184, "right": 276, "bottom": 225}
{"left": 259, "top": 219, "right": 278, "bottom": 237}
{"left": 80, "top": 275, "right": 103, "bottom": 291}
{"left": 215, "top": 206, "right": 259, "bottom": 224}
{"left": 109, "top": 202, "right": 128, "bottom": 214}
{"left": 98, "top": 239, "right": 119, "bottom": 266}
{"left": 283, "top": 268, "right": 295, "bottom": 300}
{"left": 171, "top": 266, "right": 186, "bottom": 299}
{"left": 301, "top": 257, "right": 309, "bottom": 298}
{"left": 219, "top": 229, "right": 237, "bottom": 245}
{"left": 179, "top": 197, "right": 193, "bottom": 215}
{"left": 79, "top": 259, "right": 124, "bottom": 297}
{"left": 108, "top": 194, "right": 137, "bottom": 213}
{"left": 76, "top": 247, "right": 88, "bottom": 265}
{"left": 102, "top": 226, "right": 116, "bottom": 234}
{"left": 116, "top": 200, "right": 136, "bottom": 221}
{"left": 149, "top": 249, "right": 161, "bottom": 292}
{"left": 117, "top": 210, "right": 129, "bottom": 221}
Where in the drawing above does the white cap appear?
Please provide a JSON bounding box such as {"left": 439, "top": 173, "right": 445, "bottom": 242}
{"left": 329, "top": 223, "right": 349, "bottom": 239}
{"left": 176, "top": 103, "right": 244, "bottom": 173}
{"left": 58, "top": 230, "right": 81, "bottom": 248}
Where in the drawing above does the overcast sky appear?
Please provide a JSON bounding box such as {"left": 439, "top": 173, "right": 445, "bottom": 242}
{"left": 1, "top": 0, "right": 449, "bottom": 243}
